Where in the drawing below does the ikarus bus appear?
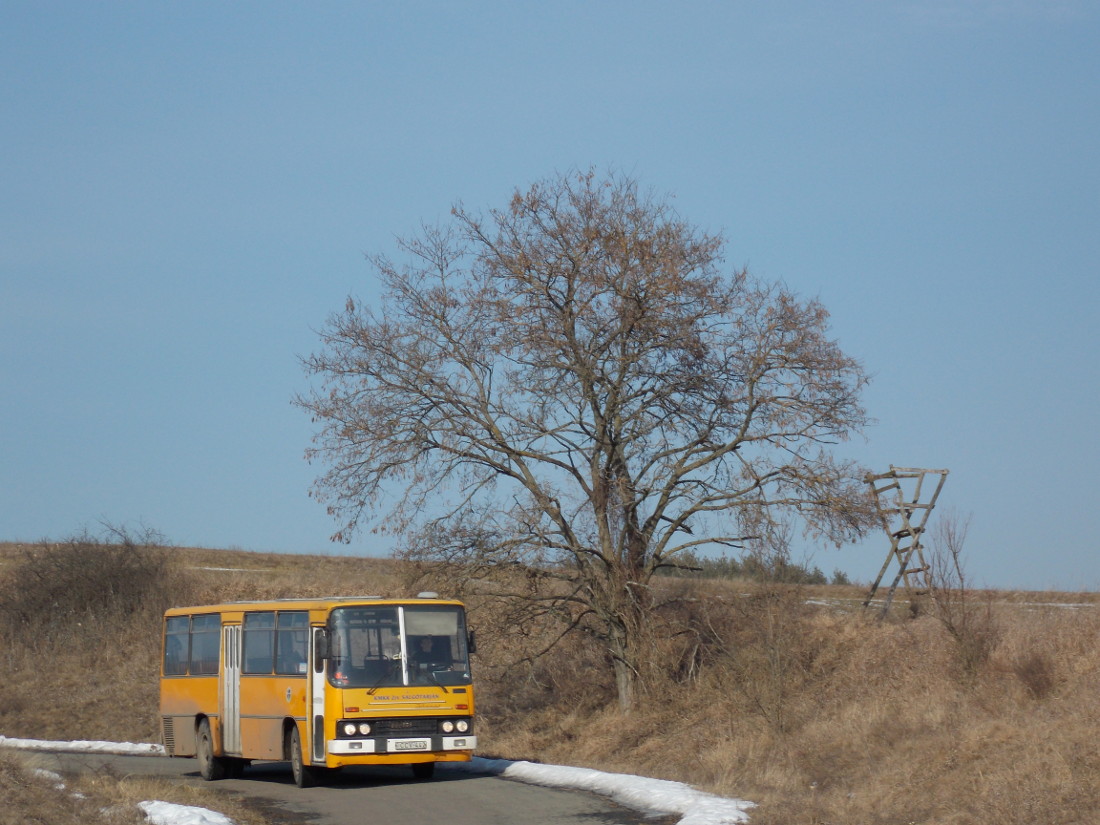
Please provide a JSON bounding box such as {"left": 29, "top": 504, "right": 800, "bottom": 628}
{"left": 159, "top": 594, "right": 476, "bottom": 787}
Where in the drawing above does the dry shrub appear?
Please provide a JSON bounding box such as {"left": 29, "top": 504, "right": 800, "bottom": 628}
{"left": 453, "top": 577, "right": 618, "bottom": 756}
{"left": 644, "top": 577, "right": 732, "bottom": 687}
{"left": 0, "top": 526, "right": 192, "bottom": 643}
{"left": 1011, "top": 649, "right": 1056, "bottom": 699}
{"left": 932, "top": 588, "right": 1002, "bottom": 678}
{"left": 718, "top": 583, "right": 822, "bottom": 733}
{"left": 926, "top": 510, "right": 1004, "bottom": 678}
{"left": 473, "top": 625, "right": 613, "bottom": 721}
{"left": 0, "top": 527, "right": 200, "bottom": 741}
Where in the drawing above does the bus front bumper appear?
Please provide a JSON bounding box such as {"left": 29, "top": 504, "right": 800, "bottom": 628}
{"left": 328, "top": 735, "right": 477, "bottom": 755}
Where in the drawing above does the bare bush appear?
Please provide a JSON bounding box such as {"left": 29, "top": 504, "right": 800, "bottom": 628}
{"left": 647, "top": 578, "right": 730, "bottom": 687}
{"left": 0, "top": 525, "right": 188, "bottom": 645}
{"left": 1012, "top": 649, "right": 1056, "bottom": 699}
{"left": 926, "top": 510, "right": 1001, "bottom": 676}
{"left": 721, "top": 582, "right": 818, "bottom": 732}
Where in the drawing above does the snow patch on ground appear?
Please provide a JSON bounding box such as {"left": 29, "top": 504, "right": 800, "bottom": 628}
{"left": 444, "top": 757, "right": 753, "bottom": 824}
{"left": 0, "top": 735, "right": 165, "bottom": 756}
{"left": 139, "top": 801, "right": 236, "bottom": 825}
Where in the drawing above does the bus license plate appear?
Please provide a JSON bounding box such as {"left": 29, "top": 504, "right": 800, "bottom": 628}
{"left": 390, "top": 738, "right": 430, "bottom": 752}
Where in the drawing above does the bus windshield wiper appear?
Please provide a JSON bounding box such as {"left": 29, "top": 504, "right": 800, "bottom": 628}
{"left": 366, "top": 657, "right": 401, "bottom": 695}
{"left": 424, "top": 670, "right": 449, "bottom": 694}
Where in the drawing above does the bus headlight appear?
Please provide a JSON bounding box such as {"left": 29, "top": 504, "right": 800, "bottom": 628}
{"left": 455, "top": 719, "right": 469, "bottom": 733}
{"left": 440, "top": 720, "right": 454, "bottom": 733}
{"left": 342, "top": 722, "right": 358, "bottom": 736}
{"left": 358, "top": 722, "right": 372, "bottom": 735}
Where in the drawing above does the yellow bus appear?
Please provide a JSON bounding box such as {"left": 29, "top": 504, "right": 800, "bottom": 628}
{"left": 159, "top": 594, "right": 476, "bottom": 787}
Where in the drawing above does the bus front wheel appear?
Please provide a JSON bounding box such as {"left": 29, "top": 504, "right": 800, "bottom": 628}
{"left": 196, "top": 719, "right": 227, "bottom": 781}
{"left": 288, "top": 726, "right": 316, "bottom": 788}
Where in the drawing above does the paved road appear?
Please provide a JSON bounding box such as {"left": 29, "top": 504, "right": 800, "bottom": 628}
{"left": 35, "top": 751, "right": 673, "bottom": 825}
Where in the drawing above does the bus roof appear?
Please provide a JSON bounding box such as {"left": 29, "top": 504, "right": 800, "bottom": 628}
{"left": 163, "top": 596, "right": 465, "bottom": 617}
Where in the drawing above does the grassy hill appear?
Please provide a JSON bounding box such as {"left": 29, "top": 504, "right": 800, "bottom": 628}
{"left": 2, "top": 538, "right": 1098, "bottom": 825}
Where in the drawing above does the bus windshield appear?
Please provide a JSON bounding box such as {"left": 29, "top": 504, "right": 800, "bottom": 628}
{"left": 327, "top": 604, "right": 471, "bottom": 688}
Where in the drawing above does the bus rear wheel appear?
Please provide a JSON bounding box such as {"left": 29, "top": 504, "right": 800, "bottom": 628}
{"left": 288, "top": 726, "right": 317, "bottom": 788}
{"left": 196, "top": 719, "right": 227, "bottom": 781}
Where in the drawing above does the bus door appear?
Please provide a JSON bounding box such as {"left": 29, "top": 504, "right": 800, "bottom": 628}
{"left": 221, "top": 624, "right": 242, "bottom": 755}
{"left": 309, "top": 626, "right": 327, "bottom": 764}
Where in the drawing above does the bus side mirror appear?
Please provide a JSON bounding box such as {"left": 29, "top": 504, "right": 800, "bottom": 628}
{"left": 467, "top": 630, "right": 477, "bottom": 655}
{"left": 314, "top": 628, "right": 330, "bottom": 661}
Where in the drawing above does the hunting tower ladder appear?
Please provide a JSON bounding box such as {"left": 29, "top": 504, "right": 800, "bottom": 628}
{"left": 863, "top": 466, "right": 949, "bottom": 617}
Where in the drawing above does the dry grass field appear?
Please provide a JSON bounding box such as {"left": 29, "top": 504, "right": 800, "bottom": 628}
{"left": 1, "top": 537, "right": 1098, "bottom": 825}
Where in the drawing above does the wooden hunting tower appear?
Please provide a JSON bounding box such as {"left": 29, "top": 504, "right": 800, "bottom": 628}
{"left": 863, "top": 466, "right": 949, "bottom": 617}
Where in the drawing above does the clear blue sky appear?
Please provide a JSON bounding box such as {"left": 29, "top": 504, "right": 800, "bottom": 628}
{"left": 2, "top": 2, "right": 1097, "bottom": 590}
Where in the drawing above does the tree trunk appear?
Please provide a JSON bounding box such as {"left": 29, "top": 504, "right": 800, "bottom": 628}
{"left": 608, "top": 620, "right": 638, "bottom": 712}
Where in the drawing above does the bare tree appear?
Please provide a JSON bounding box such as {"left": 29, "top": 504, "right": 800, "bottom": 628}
{"left": 297, "top": 170, "right": 873, "bottom": 710}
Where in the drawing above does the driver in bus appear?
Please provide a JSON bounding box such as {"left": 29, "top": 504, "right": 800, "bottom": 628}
{"left": 411, "top": 636, "right": 447, "bottom": 671}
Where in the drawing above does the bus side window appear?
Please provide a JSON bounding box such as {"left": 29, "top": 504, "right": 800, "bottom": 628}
{"left": 243, "top": 612, "right": 276, "bottom": 674}
{"left": 164, "top": 616, "right": 189, "bottom": 675}
{"left": 275, "top": 612, "right": 309, "bottom": 675}
{"left": 190, "top": 614, "right": 221, "bottom": 675}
